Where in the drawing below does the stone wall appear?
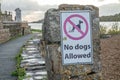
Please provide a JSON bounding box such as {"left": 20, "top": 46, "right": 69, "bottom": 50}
{"left": 0, "top": 5, "right": 30, "bottom": 44}
{"left": 42, "top": 4, "right": 102, "bottom": 80}
{"left": 21, "top": 22, "right": 31, "bottom": 35}
{"left": 3, "top": 22, "right": 22, "bottom": 38}
{"left": 0, "top": 10, "right": 10, "bottom": 43}
{"left": 0, "top": 21, "right": 10, "bottom": 44}
{"left": 0, "top": 21, "right": 3, "bottom": 29}
{"left": 0, "top": 21, "right": 31, "bottom": 43}
{"left": 3, "top": 21, "right": 31, "bottom": 38}
{"left": 1, "top": 11, "right": 12, "bottom": 21}
{"left": 42, "top": 9, "right": 60, "bottom": 43}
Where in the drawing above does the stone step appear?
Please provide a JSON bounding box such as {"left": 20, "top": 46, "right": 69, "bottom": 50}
{"left": 27, "top": 41, "right": 34, "bottom": 44}
{"left": 23, "top": 76, "right": 46, "bottom": 80}
{"left": 22, "top": 56, "right": 41, "bottom": 60}
{"left": 25, "top": 66, "right": 46, "bottom": 71}
{"left": 25, "top": 44, "right": 36, "bottom": 47}
{"left": 22, "top": 53, "right": 40, "bottom": 57}
{"left": 21, "top": 36, "right": 47, "bottom": 80}
{"left": 25, "top": 50, "right": 39, "bottom": 54}
{"left": 21, "top": 59, "right": 45, "bottom": 66}
{"left": 34, "top": 76, "right": 46, "bottom": 80}
{"left": 21, "top": 62, "right": 45, "bottom": 67}
{"left": 26, "top": 71, "right": 47, "bottom": 77}
{"left": 26, "top": 47, "right": 38, "bottom": 51}
{"left": 23, "top": 77, "right": 34, "bottom": 80}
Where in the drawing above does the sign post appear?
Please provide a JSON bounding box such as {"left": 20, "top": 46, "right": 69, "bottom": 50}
{"left": 60, "top": 11, "right": 93, "bottom": 65}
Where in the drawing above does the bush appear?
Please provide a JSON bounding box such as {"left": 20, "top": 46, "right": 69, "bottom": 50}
{"left": 100, "top": 25, "right": 107, "bottom": 38}
{"left": 108, "top": 22, "right": 120, "bottom": 35}
{"left": 11, "top": 68, "right": 25, "bottom": 77}
{"left": 100, "top": 22, "right": 120, "bottom": 38}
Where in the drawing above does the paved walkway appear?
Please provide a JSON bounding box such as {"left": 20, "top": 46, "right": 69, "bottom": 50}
{"left": 0, "top": 34, "right": 35, "bottom": 80}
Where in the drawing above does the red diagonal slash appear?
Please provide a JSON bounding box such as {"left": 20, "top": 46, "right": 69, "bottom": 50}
{"left": 68, "top": 19, "right": 84, "bottom": 35}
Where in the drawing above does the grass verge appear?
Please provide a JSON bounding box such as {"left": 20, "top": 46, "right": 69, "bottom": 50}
{"left": 31, "top": 29, "right": 42, "bottom": 33}
{"left": 11, "top": 47, "right": 26, "bottom": 80}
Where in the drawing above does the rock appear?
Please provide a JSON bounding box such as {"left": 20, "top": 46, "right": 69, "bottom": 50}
{"left": 43, "top": 4, "right": 102, "bottom": 80}
{"left": 42, "top": 9, "right": 60, "bottom": 43}
{"left": 26, "top": 47, "right": 38, "bottom": 51}
{"left": 34, "top": 76, "right": 45, "bottom": 80}
{"left": 26, "top": 72, "right": 34, "bottom": 76}
{"left": 35, "top": 71, "right": 47, "bottom": 76}
{"left": 20, "top": 35, "right": 47, "bottom": 80}
{"left": 23, "top": 77, "right": 34, "bottom": 80}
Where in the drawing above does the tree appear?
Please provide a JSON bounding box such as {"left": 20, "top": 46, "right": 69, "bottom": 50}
{"left": 100, "top": 25, "right": 107, "bottom": 38}
{"left": 108, "top": 22, "right": 120, "bottom": 35}
{"left": 100, "top": 25, "right": 107, "bottom": 34}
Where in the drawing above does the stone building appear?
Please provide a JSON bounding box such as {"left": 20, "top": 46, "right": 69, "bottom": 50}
{"left": 0, "top": 3, "right": 31, "bottom": 43}
{"left": 0, "top": 5, "right": 22, "bottom": 38}
{"left": 1, "top": 11, "right": 12, "bottom": 21}
{"left": 0, "top": 15, "right": 10, "bottom": 43}
{"left": 0, "top": 4, "right": 12, "bottom": 21}
{"left": 0, "top": 4, "right": 10, "bottom": 43}
{"left": 15, "top": 8, "right": 21, "bottom": 22}
{"left": 3, "top": 21, "right": 31, "bottom": 38}
{"left": 3, "top": 22, "right": 22, "bottom": 38}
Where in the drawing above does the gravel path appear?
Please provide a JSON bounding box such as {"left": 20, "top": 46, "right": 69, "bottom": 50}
{"left": 0, "top": 34, "right": 35, "bottom": 80}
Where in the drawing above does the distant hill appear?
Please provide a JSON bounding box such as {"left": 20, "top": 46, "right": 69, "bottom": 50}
{"left": 100, "top": 13, "right": 120, "bottom": 21}
{"left": 99, "top": 3, "right": 120, "bottom": 21}
{"left": 31, "top": 3, "right": 120, "bottom": 22}
{"left": 31, "top": 19, "right": 44, "bottom": 23}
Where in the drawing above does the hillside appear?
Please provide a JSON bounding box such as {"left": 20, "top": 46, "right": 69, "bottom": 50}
{"left": 100, "top": 35, "right": 120, "bottom": 80}
{"left": 100, "top": 13, "right": 120, "bottom": 21}
{"left": 31, "top": 19, "right": 44, "bottom": 23}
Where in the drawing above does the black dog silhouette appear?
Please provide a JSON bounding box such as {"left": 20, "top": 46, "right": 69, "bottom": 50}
{"left": 69, "top": 20, "right": 83, "bottom": 32}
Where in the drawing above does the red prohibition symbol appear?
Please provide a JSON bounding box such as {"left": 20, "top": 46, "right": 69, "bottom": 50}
{"left": 63, "top": 14, "right": 89, "bottom": 40}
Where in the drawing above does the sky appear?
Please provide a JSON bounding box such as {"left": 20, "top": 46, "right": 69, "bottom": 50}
{"left": 1, "top": 0, "right": 120, "bottom": 22}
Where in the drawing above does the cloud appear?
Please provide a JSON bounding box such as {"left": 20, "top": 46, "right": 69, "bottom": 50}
{"left": 98, "top": 0, "right": 104, "bottom": 1}
{"left": 23, "top": 11, "right": 45, "bottom": 22}
{"left": 1, "top": 0, "right": 58, "bottom": 21}
{"left": 99, "top": 3, "right": 120, "bottom": 16}
{"left": 38, "top": 5, "right": 58, "bottom": 11}
{"left": 1, "top": 0, "right": 40, "bottom": 11}
{"left": 1, "top": 0, "right": 57, "bottom": 11}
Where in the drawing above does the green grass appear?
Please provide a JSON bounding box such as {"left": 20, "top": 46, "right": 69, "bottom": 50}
{"left": 11, "top": 47, "right": 26, "bottom": 80}
{"left": 11, "top": 44, "right": 47, "bottom": 80}
{"left": 31, "top": 29, "right": 42, "bottom": 33}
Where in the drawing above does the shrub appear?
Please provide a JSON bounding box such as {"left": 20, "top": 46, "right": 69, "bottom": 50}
{"left": 100, "top": 25, "right": 107, "bottom": 38}
{"left": 108, "top": 22, "right": 120, "bottom": 35}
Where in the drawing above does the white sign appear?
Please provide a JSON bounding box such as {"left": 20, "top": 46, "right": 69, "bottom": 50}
{"left": 60, "top": 11, "right": 93, "bottom": 65}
